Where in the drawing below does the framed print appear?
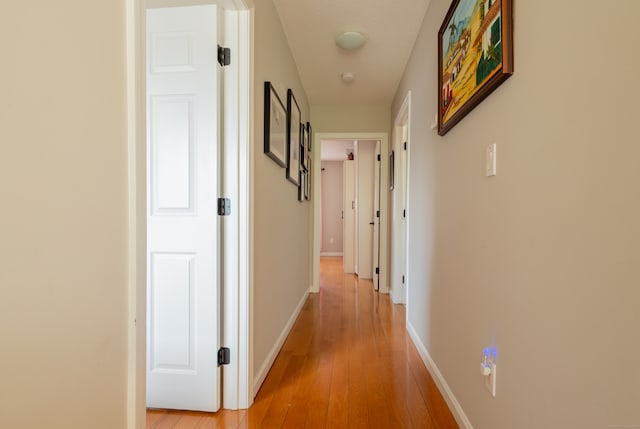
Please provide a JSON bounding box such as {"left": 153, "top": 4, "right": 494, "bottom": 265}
{"left": 298, "top": 167, "right": 306, "bottom": 202}
{"left": 389, "top": 150, "right": 395, "bottom": 191}
{"left": 306, "top": 122, "right": 312, "bottom": 151}
{"left": 304, "top": 162, "right": 311, "bottom": 200}
{"left": 438, "top": 0, "right": 513, "bottom": 135}
{"left": 286, "top": 89, "right": 301, "bottom": 185}
{"left": 263, "top": 82, "right": 287, "bottom": 167}
{"left": 300, "top": 123, "right": 307, "bottom": 170}
{"left": 305, "top": 122, "right": 312, "bottom": 169}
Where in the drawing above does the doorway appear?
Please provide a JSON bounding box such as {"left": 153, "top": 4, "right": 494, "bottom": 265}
{"left": 312, "top": 133, "right": 390, "bottom": 294}
{"left": 127, "top": 1, "right": 252, "bottom": 425}
{"left": 391, "top": 92, "right": 411, "bottom": 305}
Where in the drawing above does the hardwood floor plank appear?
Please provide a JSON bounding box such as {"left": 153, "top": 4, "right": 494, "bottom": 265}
{"left": 147, "top": 257, "right": 459, "bottom": 429}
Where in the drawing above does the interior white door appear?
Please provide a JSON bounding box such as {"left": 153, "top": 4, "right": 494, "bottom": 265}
{"left": 343, "top": 160, "right": 356, "bottom": 273}
{"left": 373, "top": 141, "right": 381, "bottom": 290}
{"left": 146, "top": 4, "right": 221, "bottom": 412}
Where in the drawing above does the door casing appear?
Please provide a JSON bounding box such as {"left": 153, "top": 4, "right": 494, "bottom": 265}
{"left": 126, "top": 1, "right": 253, "bottom": 428}
{"left": 391, "top": 92, "right": 411, "bottom": 306}
{"left": 311, "top": 132, "right": 390, "bottom": 294}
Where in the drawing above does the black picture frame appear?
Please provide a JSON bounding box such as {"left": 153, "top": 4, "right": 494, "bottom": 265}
{"left": 298, "top": 167, "right": 306, "bottom": 202}
{"left": 304, "top": 162, "right": 310, "bottom": 201}
{"left": 286, "top": 89, "right": 301, "bottom": 185}
{"left": 389, "top": 150, "right": 395, "bottom": 191}
{"left": 306, "top": 122, "right": 312, "bottom": 151}
{"left": 263, "top": 82, "right": 287, "bottom": 167}
{"left": 300, "top": 123, "right": 307, "bottom": 170}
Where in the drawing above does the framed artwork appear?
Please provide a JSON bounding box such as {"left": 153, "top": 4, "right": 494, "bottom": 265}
{"left": 389, "top": 150, "right": 395, "bottom": 191}
{"left": 300, "top": 123, "right": 307, "bottom": 169}
{"left": 298, "top": 167, "right": 306, "bottom": 202}
{"left": 286, "top": 89, "right": 301, "bottom": 185}
{"left": 438, "top": 0, "right": 513, "bottom": 135}
{"left": 306, "top": 122, "right": 312, "bottom": 151}
{"left": 305, "top": 122, "right": 312, "bottom": 168}
{"left": 304, "top": 161, "right": 311, "bottom": 200}
{"left": 263, "top": 82, "right": 287, "bottom": 167}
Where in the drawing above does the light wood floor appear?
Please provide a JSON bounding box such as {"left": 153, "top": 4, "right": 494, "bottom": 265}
{"left": 147, "top": 257, "right": 458, "bottom": 428}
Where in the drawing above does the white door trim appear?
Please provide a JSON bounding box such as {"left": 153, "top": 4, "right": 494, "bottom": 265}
{"left": 311, "top": 132, "right": 390, "bottom": 294}
{"left": 221, "top": 5, "right": 253, "bottom": 410}
{"left": 391, "top": 91, "right": 411, "bottom": 306}
{"left": 126, "top": 1, "right": 253, "bottom": 427}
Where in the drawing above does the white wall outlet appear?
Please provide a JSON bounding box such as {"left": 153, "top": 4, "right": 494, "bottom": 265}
{"left": 486, "top": 143, "right": 497, "bottom": 177}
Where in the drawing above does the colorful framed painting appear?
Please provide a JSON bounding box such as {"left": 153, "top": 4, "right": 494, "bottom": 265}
{"left": 264, "top": 82, "right": 287, "bottom": 167}
{"left": 438, "top": 0, "right": 513, "bottom": 136}
{"left": 286, "top": 89, "right": 301, "bottom": 185}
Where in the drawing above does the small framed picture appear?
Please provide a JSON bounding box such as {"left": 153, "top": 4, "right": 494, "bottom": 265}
{"left": 304, "top": 163, "right": 310, "bottom": 201}
{"left": 300, "top": 123, "right": 307, "bottom": 170}
{"left": 389, "top": 150, "right": 395, "bottom": 191}
{"left": 306, "top": 122, "right": 312, "bottom": 151}
{"left": 263, "top": 82, "right": 287, "bottom": 167}
{"left": 298, "top": 167, "right": 306, "bottom": 202}
{"left": 286, "top": 89, "right": 301, "bottom": 186}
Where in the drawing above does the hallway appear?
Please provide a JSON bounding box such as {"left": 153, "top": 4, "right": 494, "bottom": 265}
{"left": 147, "top": 257, "right": 458, "bottom": 428}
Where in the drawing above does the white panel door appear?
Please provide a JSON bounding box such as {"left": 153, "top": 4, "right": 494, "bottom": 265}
{"left": 373, "top": 141, "right": 381, "bottom": 290}
{"left": 147, "top": 5, "right": 221, "bottom": 412}
{"left": 356, "top": 142, "right": 374, "bottom": 279}
{"left": 343, "top": 160, "right": 356, "bottom": 273}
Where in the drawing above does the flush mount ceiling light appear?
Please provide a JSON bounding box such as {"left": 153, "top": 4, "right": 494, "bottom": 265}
{"left": 341, "top": 72, "right": 356, "bottom": 83}
{"left": 336, "top": 31, "right": 367, "bottom": 50}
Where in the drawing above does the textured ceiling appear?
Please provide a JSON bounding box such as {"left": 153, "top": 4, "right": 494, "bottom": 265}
{"left": 272, "top": 0, "right": 431, "bottom": 104}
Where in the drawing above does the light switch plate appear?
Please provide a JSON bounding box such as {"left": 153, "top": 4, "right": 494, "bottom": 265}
{"left": 486, "top": 143, "right": 497, "bottom": 177}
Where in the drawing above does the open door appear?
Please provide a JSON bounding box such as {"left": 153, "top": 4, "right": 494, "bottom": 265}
{"left": 146, "top": 4, "right": 222, "bottom": 412}
{"left": 343, "top": 160, "right": 356, "bottom": 273}
{"left": 373, "top": 141, "right": 381, "bottom": 290}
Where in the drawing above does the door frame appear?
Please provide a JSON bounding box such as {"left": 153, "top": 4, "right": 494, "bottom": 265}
{"left": 373, "top": 141, "right": 381, "bottom": 290}
{"left": 311, "top": 132, "right": 389, "bottom": 294}
{"left": 126, "top": 1, "right": 254, "bottom": 427}
{"left": 391, "top": 91, "right": 411, "bottom": 306}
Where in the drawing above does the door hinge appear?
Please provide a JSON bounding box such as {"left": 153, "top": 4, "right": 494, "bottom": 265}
{"left": 376, "top": 210, "right": 380, "bottom": 218}
{"left": 217, "top": 45, "right": 231, "bottom": 67}
{"left": 403, "top": 209, "right": 406, "bottom": 218}
{"left": 402, "top": 275, "right": 405, "bottom": 284}
{"left": 404, "top": 141, "right": 407, "bottom": 151}
{"left": 218, "top": 347, "right": 230, "bottom": 366}
{"left": 375, "top": 267, "right": 379, "bottom": 275}
{"left": 218, "top": 198, "right": 231, "bottom": 216}
{"left": 377, "top": 154, "right": 381, "bottom": 161}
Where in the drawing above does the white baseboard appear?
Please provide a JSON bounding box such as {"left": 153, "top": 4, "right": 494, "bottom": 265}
{"left": 406, "top": 322, "right": 473, "bottom": 429}
{"left": 320, "top": 252, "right": 343, "bottom": 257}
{"left": 253, "top": 288, "right": 309, "bottom": 395}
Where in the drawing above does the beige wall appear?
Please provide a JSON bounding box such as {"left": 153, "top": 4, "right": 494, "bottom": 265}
{"left": 311, "top": 103, "right": 391, "bottom": 134}
{"left": 253, "top": 0, "right": 311, "bottom": 389}
{"left": 320, "top": 161, "right": 344, "bottom": 254}
{"left": 0, "top": 2, "right": 128, "bottom": 429}
{"left": 393, "top": 0, "right": 640, "bottom": 427}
